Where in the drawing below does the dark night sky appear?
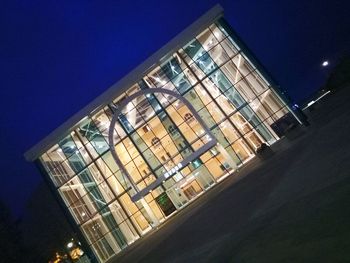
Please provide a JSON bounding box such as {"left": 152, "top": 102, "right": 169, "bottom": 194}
{"left": 1, "top": 0, "right": 349, "bottom": 217}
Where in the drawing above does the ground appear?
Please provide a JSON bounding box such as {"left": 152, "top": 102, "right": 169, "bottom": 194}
{"left": 110, "top": 86, "right": 350, "bottom": 263}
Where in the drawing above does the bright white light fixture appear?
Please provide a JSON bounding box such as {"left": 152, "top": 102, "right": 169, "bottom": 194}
{"left": 322, "top": 60, "right": 329, "bottom": 67}
{"left": 307, "top": 100, "right": 315, "bottom": 107}
{"left": 67, "top": 242, "right": 73, "bottom": 249}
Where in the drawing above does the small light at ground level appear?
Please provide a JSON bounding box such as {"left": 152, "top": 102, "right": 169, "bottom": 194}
{"left": 67, "top": 242, "right": 74, "bottom": 249}
{"left": 322, "top": 60, "right": 329, "bottom": 67}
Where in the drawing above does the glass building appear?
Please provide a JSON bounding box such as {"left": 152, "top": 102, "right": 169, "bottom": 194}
{"left": 25, "top": 5, "right": 304, "bottom": 262}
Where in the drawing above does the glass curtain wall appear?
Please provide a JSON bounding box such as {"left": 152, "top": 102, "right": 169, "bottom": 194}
{"left": 38, "top": 19, "right": 293, "bottom": 262}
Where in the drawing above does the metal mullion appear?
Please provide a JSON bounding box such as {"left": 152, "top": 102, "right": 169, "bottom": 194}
{"left": 36, "top": 160, "right": 99, "bottom": 262}
{"left": 217, "top": 17, "right": 302, "bottom": 125}
{"left": 142, "top": 82, "right": 210, "bottom": 178}
{"left": 182, "top": 87, "right": 219, "bottom": 128}
{"left": 106, "top": 172, "right": 129, "bottom": 197}
{"left": 168, "top": 96, "right": 215, "bottom": 143}
{"left": 236, "top": 104, "right": 275, "bottom": 138}
{"left": 107, "top": 104, "right": 128, "bottom": 143}
{"left": 254, "top": 89, "right": 282, "bottom": 123}
{"left": 259, "top": 88, "right": 287, "bottom": 115}
{"left": 124, "top": 157, "right": 148, "bottom": 186}
{"left": 156, "top": 107, "right": 195, "bottom": 157}
{"left": 145, "top": 68, "right": 171, "bottom": 90}
{"left": 110, "top": 102, "right": 166, "bottom": 194}
{"left": 66, "top": 185, "right": 95, "bottom": 226}
{"left": 220, "top": 57, "right": 252, "bottom": 87}
{"left": 44, "top": 153, "right": 72, "bottom": 189}
{"left": 181, "top": 86, "right": 210, "bottom": 110}
{"left": 60, "top": 134, "right": 91, "bottom": 178}
{"left": 207, "top": 41, "right": 232, "bottom": 68}
{"left": 128, "top": 104, "right": 148, "bottom": 132}
{"left": 76, "top": 131, "right": 133, "bottom": 220}
{"left": 210, "top": 67, "right": 251, "bottom": 104}
{"left": 195, "top": 32, "right": 220, "bottom": 53}
{"left": 147, "top": 69, "right": 175, "bottom": 90}
{"left": 235, "top": 69, "right": 282, "bottom": 123}
{"left": 75, "top": 131, "right": 133, "bottom": 244}
{"left": 193, "top": 50, "right": 219, "bottom": 76}
{"left": 161, "top": 60, "right": 190, "bottom": 85}
{"left": 143, "top": 83, "right": 197, "bottom": 155}
{"left": 179, "top": 47, "right": 212, "bottom": 81}
{"left": 220, "top": 37, "right": 242, "bottom": 60}
{"left": 177, "top": 50, "right": 256, "bottom": 154}
{"left": 210, "top": 66, "right": 273, "bottom": 144}
{"left": 239, "top": 69, "right": 266, "bottom": 98}
{"left": 58, "top": 133, "right": 81, "bottom": 160}
{"left": 127, "top": 129, "right": 166, "bottom": 181}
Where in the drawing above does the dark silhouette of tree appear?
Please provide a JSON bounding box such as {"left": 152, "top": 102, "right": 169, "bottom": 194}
{"left": 20, "top": 182, "right": 75, "bottom": 262}
{"left": 0, "top": 199, "right": 24, "bottom": 262}
{"left": 326, "top": 55, "right": 350, "bottom": 91}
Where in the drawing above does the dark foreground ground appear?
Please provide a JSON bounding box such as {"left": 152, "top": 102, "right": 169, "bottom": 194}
{"left": 110, "top": 87, "right": 350, "bottom": 263}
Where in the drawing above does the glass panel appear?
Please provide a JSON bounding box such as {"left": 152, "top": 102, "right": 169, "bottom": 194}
{"left": 183, "top": 39, "right": 217, "bottom": 75}
{"left": 209, "top": 24, "right": 225, "bottom": 42}
{"left": 258, "top": 89, "right": 285, "bottom": 115}
{"left": 41, "top": 154, "right": 75, "bottom": 186}
{"left": 220, "top": 38, "right": 240, "bottom": 57}
{"left": 234, "top": 75, "right": 259, "bottom": 101}
{"left": 244, "top": 70, "right": 269, "bottom": 96}
{"left": 161, "top": 55, "right": 182, "bottom": 80}
{"left": 231, "top": 139, "right": 253, "bottom": 162}
{"left": 208, "top": 43, "right": 230, "bottom": 67}
{"left": 172, "top": 72, "right": 192, "bottom": 94}
{"left": 79, "top": 120, "right": 109, "bottom": 155}
{"left": 147, "top": 66, "right": 169, "bottom": 88}
{"left": 218, "top": 121, "right": 240, "bottom": 144}
{"left": 221, "top": 60, "right": 244, "bottom": 85}
{"left": 196, "top": 28, "right": 219, "bottom": 51}
{"left": 231, "top": 53, "right": 255, "bottom": 77}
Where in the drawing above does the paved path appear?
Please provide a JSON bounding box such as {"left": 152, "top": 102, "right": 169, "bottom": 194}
{"left": 111, "top": 87, "right": 350, "bottom": 263}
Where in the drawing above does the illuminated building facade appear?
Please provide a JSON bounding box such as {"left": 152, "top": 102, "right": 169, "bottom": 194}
{"left": 25, "top": 5, "right": 303, "bottom": 262}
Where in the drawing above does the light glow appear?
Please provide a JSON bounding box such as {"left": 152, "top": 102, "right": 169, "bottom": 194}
{"left": 307, "top": 100, "right": 315, "bottom": 107}
{"left": 302, "top": 90, "right": 331, "bottom": 110}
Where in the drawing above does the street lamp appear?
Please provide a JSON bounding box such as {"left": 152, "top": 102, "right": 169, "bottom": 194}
{"left": 322, "top": 60, "right": 329, "bottom": 67}
{"left": 67, "top": 242, "right": 73, "bottom": 249}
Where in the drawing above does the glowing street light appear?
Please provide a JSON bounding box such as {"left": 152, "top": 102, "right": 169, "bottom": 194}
{"left": 322, "top": 60, "right": 329, "bottom": 67}
{"left": 67, "top": 242, "right": 74, "bottom": 249}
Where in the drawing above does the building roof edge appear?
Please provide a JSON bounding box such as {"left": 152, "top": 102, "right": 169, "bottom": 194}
{"left": 24, "top": 4, "right": 224, "bottom": 161}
